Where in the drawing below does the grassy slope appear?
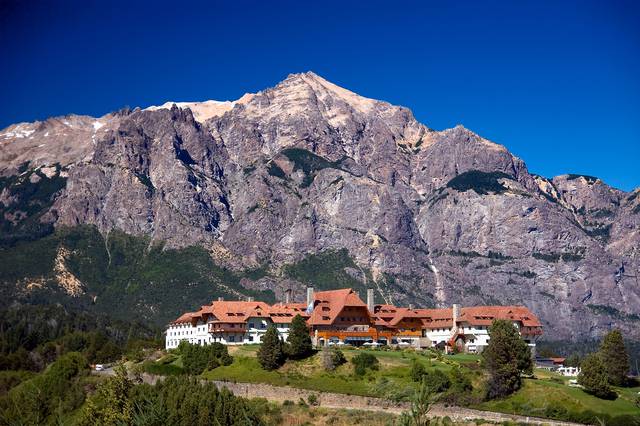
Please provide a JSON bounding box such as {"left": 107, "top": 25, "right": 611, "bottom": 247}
{"left": 478, "top": 369, "right": 640, "bottom": 419}
{"left": 201, "top": 347, "right": 478, "bottom": 399}
{"left": 198, "top": 348, "right": 639, "bottom": 421}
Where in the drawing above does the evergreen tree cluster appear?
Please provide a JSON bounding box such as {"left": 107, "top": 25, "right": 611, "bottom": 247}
{"left": 81, "top": 369, "right": 264, "bottom": 426}
{"left": 178, "top": 341, "right": 233, "bottom": 375}
{"left": 409, "top": 360, "right": 472, "bottom": 405}
{"left": 0, "top": 304, "right": 159, "bottom": 371}
{"left": 0, "top": 352, "right": 89, "bottom": 424}
{"left": 578, "top": 329, "right": 630, "bottom": 399}
{"left": 482, "top": 319, "right": 533, "bottom": 399}
{"left": 257, "top": 314, "right": 314, "bottom": 370}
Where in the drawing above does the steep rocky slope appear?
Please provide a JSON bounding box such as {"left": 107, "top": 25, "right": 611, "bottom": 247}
{"left": 1, "top": 72, "right": 638, "bottom": 338}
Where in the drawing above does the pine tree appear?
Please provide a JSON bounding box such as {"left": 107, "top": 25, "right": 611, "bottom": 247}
{"left": 257, "top": 325, "right": 285, "bottom": 370}
{"left": 598, "top": 329, "right": 629, "bottom": 386}
{"left": 578, "top": 353, "right": 615, "bottom": 399}
{"left": 482, "top": 319, "right": 533, "bottom": 399}
{"left": 286, "top": 314, "right": 313, "bottom": 359}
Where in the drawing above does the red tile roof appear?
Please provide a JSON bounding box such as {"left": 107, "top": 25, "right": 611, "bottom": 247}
{"left": 307, "top": 288, "right": 370, "bottom": 326}
{"left": 268, "top": 303, "right": 309, "bottom": 323}
{"left": 169, "top": 289, "right": 542, "bottom": 334}
{"left": 457, "top": 306, "right": 542, "bottom": 327}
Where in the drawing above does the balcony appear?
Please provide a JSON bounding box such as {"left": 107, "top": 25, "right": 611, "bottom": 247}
{"left": 209, "top": 323, "right": 246, "bottom": 334}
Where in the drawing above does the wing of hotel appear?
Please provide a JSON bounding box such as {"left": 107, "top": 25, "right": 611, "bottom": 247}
{"left": 165, "top": 287, "right": 542, "bottom": 353}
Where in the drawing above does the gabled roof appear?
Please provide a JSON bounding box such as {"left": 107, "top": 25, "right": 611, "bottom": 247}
{"left": 207, "top": 301, "right": 272, "bottom": 323}
{"left": 268, "top": 303, "right": 309, "bottom": 323}
{"left": 172, "top": 311, "right": 199, "bottom": 324}
{"left": 373, "top": 305, "right": 440, "bottom": 328}
{"left": 414, "top": 308, "right": 454, "bottom": 329}
{"left": 171, "top": 301, "right": 272, "bottom": 325}
{"left": 458, "top": 306, "right": 542, "bottom": 327}
{"left": 307, "top": 288, "right": 370, "bottom": 326}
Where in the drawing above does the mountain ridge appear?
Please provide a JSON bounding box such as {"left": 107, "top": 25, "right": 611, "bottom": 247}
{"left": 1, "top": 71, "right": 638, "bottom": 340}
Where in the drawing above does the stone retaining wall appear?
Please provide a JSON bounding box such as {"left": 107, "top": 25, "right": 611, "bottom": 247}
{"left": 137, "top": 373, "right": 583, "bottom": 425}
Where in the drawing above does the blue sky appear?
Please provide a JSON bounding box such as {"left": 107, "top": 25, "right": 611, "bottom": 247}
{"left": 1, "top": 0, "right": 638, "bottom": 190}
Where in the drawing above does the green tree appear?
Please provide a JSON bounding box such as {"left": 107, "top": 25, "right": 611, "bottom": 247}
{"left": 286, "top": 315, "right": 313, "bottom": 359}
{"left": 80, "top": 364, "right": 135, "bottom": 425}
{"left": 598, "top": 329, "right": 629, "bottom": 386}
{"left": 0, "top": 352, "right": 88, "bottom": 425}
{"left": 482, "top": 319, "right": 533, "bottom": 399}
{"left": 257, "top": 326, "right": 285, "bottom": 370}
{"left": 179, "top": 341, "right": 232, "bottom": 375}
{"left": 564, "top": 353, "right": 581, "bottom": 368}
{"left": 578, "top": 353, "right": 615, "bottom": 399}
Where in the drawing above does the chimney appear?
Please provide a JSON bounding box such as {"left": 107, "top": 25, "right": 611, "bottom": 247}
{"left": 284, "top": 289, "right": 292, "bottom": 304}
{"left": 306, "top": 287, "right": 314, "bottom": 306}
{"left": 247, "top": 296, "right": 254, "bottom": 302}
{"left": 409, "top": 303, "right": 414, "bottom": 310}
{"left": 452, "top": 304, "right": 460, "bottom": 327}
{"left": 367, "top": 289, "right": 374, "bottom": 312}
{"left": 217, "top": 296, "right": 224, "bottom": 301}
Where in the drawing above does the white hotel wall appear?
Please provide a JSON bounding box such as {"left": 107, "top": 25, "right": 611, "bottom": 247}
{"left": 165, "top": 317, "right": 292, "bottom": 349}
{"left": 165, "top": 321, "right": 212, "bottom": 349}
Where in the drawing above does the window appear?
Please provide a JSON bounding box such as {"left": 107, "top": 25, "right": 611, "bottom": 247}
{"left": 229, "top": 335, "right": 235, "bottom": 342}
{"left": 249, "top": 323, "right": 254, "bottom": 329}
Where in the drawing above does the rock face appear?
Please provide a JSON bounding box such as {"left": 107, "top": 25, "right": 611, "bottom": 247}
{"left": 1, "top": 72, "right": 639, "bottom": 339}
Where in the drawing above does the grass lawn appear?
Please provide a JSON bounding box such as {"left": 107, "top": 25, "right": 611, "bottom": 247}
{"left": 147, "top": 346, "right": 639, "bottom": 423}
{"left": 200, "top": 347, "right": 466, "bottom": 399}
{"left": 478, "top": 377, "right": 640, "bottom": 421}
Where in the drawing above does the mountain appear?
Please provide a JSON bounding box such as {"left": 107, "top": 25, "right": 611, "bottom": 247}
{"left": 1, "top": 72, "right": 638, "bottom": 339}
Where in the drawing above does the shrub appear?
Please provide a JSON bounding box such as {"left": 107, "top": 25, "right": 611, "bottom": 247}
{"left": 321, "top": 347, "right": 347, "bottom": 371}
{"left": 423, "top": 369, "right": 450, "bottom": 393}
{"left": 351, "top": 352, "right": 379, "bottom": 376}
{"left": 448, "top": 368, "right": 472, "bottom": 393}
{"left": 410, "top": 360, "right": 426, "bottom": 382}
{"left": 332, "top": 349, "right": 346, "bottom": 367}
{"left": 307, "top": 393, "right": 319, "bottom": 406}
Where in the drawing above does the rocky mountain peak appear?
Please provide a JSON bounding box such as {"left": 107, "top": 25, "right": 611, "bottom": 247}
{"left": 0, "top": 72, "right": 638, "bottom": 340}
